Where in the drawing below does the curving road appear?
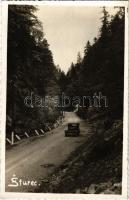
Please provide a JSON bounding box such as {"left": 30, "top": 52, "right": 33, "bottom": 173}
{"left": 6, "top": 112, "right": 91, "bottom": 193}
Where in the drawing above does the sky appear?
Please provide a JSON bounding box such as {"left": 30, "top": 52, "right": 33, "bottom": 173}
{"left": 36, "top": 6, "right": 117, "bottom": 73}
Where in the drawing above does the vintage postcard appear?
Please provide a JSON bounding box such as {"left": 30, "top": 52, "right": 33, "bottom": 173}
{"left": 0, "top": 1, "right": 128, "bottom": 199}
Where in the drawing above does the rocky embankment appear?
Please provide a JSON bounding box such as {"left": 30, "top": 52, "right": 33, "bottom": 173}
{"left": 37, "top": 117, "right": 122, "bottom": 194}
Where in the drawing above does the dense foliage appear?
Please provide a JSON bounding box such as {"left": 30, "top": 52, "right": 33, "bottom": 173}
{"left": 65, "top": 7, "right": 125, "bottom": 120}
{"left": 7, "top": 5, "right": 61, "bottom": 135}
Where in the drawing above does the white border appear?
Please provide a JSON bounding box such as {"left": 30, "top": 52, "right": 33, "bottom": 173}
{"left": 1, "top": 1, "right": 128, "bottom": 199}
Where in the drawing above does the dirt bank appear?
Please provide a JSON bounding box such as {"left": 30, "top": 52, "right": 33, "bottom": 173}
{"left": 37, "top": 118, "right": 122, "bottom": 194}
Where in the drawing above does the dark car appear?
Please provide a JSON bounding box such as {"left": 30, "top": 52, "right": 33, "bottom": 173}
{"left": 65, "top": 123, "right": 80, "bottom": 137}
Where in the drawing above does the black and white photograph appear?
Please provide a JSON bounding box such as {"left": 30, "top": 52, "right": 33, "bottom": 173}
{"left": 2, "top": 1, "right": 128, "bottom": 197}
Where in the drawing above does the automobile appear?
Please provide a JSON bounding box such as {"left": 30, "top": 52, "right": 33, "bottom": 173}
{"left": 65, "top": 123, "right": 80, "bottom": 137}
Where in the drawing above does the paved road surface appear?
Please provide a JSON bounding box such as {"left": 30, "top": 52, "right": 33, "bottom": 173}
{"left": 6, "top": 112, "right": 91, "bottom": 192}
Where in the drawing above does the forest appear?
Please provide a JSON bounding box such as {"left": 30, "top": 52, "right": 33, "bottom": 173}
{"left": 60, "top": 7, "right": 124, "bottom": 121}
{"left": 6, "top": 5, "right": 124, "bottom": 138}
{"left": 7, "top": 5, "right": 62, "bottom": 136}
